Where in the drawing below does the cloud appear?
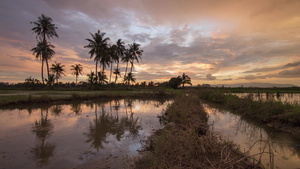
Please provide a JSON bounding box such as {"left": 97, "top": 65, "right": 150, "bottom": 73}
{"left": 206, "top": 74, "right": 216, "bottom": 80}
{"left": 1, "top": 0, "right": 300, "bottom": 86}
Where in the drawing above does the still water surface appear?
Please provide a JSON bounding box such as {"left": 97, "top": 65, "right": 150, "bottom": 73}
{"left": 0, "top": 99, "right": 170, "bottom": 169}
{"left": 232, "top": 93, "right": 300, "bottom": 103}
{"left": 205, "top": 104, "right": 300, "bottom": 169}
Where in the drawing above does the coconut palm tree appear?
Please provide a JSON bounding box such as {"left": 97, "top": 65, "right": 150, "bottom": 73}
{"left": 87, "top": 71, "right": 97, "bottom": 86}
{"left": 122, "top": 49, "right": 131, "bottom": 83}
{"left": 84, "top": 30, "right": 110, "bottom": 82}
{"left": 108, "top": 45, "right": 117, "bottom": 84}
{"left": 98, "top": 71, "right": 108, "bottom": 85}
{"left": 30, "top": 14, "right": 59, "bottom": 41}
{"left": 45, "top": 74, "right": 55, "bottom": 86}
{"left": 31, "top": 40, "right": 55, "bottom": 85}
{"left": 124, "top": 72, "right": 136, "bottom": 86}
{"left": 129, "top": 43, "right": 143, "bottom": 73}
{"left": 71, "top": 64, "right": 83, "bottom": 84}
{"left": 114, "top": 39, "right": 125, "bottom": 83}
{"left": 181, "top": 73, "right": 192, "bottom": 88}
{"left": 50, "top": 62, "right": 65, "bottom": 84}
{"left": 31, "top": 14, "right": 59, "bottom": 85}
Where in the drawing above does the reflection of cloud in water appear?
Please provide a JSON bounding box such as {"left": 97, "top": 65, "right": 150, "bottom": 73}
{"left": 0, "top": 99, "right": 171, "bottom": 169}
{"left": 205, "top": 104, "right": 300, "bottom": 169}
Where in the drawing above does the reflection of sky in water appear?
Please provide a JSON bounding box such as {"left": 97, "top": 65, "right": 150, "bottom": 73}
{"left": 205, "top": 104, "right": 300, "bottom": 169}
{"left": 231, "top": 93, "right": 300, "bottom": 104}
{"left": 0, "top": 99, "right": 171, "bottom": 169}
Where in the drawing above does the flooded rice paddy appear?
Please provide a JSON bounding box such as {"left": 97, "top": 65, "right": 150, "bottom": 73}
{"left": 0, "top": 99, "right": 171, "bottom": 169}
{"left": 205, "top": 103, "right": 300, "bottom": 169}
{"left": 232, "top": 93, "right": 300, "bottom": 103}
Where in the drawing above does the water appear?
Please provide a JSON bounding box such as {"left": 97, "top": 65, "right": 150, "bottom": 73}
{"left": 231, "top": 93, "right": 300, "bottom": 104}
{"left": 205, "top": 104, "right": 300, "bottom": 169}
{"left": 0, "top": 99, "right": 171, "bottom": 169}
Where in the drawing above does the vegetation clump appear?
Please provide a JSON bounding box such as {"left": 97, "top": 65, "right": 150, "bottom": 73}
{"left": 135, "top": 93, "right": 262, "bottom": 169}
{"left": 198, "top": 89, "right": 300, "bottom": 133}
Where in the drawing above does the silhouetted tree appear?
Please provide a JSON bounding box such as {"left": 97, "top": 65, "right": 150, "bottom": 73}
{"left": 114, "top": 39, "right": 125, "bottom": 83}
{"left": 169, "top": 76, "right": 182, "bottom": 89}
{"left": 122, "top": 49, "right": 131, "bottom": 81}
{"left": 129, "top": 43, "right": 143, "bottom": 73}
{"left": 84, "top": 30, "right": 110, "bottom": 82}
{"left": 181, "top": 73, "right": 192, "bottom": 88}
{"left": 124, "top": 72, "right": 136, "bottom": 86}
{"left": 71, "top": 64, "right": 83, "bottom": 84}
{"left": 87, "top": 71, "right": 97, "bottom": 86}
{"left": 31, "top": 40, "right": 55, "bottom": 85}
{"left": 31, "top": 14, "right": 58, "bottom": 85}
{"left": 108, "top": 45, "right": 117, "bottom": 84}
{"left": 98, "top": 71, "right": 108, "bottom": 85}
{"left": 50, "top": 62, "right": 65, "bottom": 84}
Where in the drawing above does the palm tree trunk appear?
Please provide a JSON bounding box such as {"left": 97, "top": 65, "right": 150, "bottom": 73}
{"left": 125, "top": 61, "right": 128, "bottom": 77}
{"left": 45, "top": 59, "right": 50, "bottom": 85}
{"left": 115, "top": 62, "right": 119, "bottom": 83}
{"left": 76, "top": 75, "right": 78, "bottom": 84}
{"left": 41, "top": 59, "right": 45, "bottom": 85}
{"left": 95, "top": 62, "right": 98, "bottom": 83}
{"left": 130, "top": 60, "right": 134, "bottom": 73}
{"left": 109, "top": 62, "right": 112, "bottom": 84}
{"left": 102, "top": 64, "right": 105, "bottom": 85}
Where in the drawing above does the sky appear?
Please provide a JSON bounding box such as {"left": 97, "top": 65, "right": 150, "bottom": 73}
{"left": 1, "top": 0, "right": 300, "bottom": 86}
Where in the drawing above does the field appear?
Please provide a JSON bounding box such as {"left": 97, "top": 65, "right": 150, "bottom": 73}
{"left": 1, "top": 87, "right": 300, "bottom": 168}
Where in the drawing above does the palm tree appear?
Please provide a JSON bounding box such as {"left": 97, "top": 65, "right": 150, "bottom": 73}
{"left": 98, "top": 71, "right": 108, "bottom": 85}
{"left": 87, "top": 71, "right": 97, "bottom": 86}
{"left": 84, "top": 30, "right": 110, "bottom": 82}
{"left": 124, "top": 72, "right": 136, "bottom": 86}
{"left": 50, "top": 62, "right": 65, "bottom": 84}
{"left": 181, "top": 73, "right": 192, "bottom": 88}
{"left": 122, "top": 49, "right": 131, "bottom": 83}
{"left": 45, "top": 74, "right": 55, "bottom": 86}
{"left": 108, "top": 45, "right": 117, "bottom": 84}
{"left": 129, "top": 43, "right": 143, "bottom": 73}
{"left": 114, "top": 39, "right": 125, "bottom": 83}
{"left": 71, "top": 64, "right": 83, "bottom": 84}
{"left": 31, "top": 40, "right": 55, "bottom": 85}
{"left": 113, "top": 68, "right": 121, "bottom": 83}
{"left": 30, "top": 14, "right": 59, "bottom": 41}
{"left": 31, "top": 14, "right": 59, "bottom": 85}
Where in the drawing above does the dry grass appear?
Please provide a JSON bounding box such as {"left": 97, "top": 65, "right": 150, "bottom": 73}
{"left": 135, "top": 93, "right": 262, "bottom": 169}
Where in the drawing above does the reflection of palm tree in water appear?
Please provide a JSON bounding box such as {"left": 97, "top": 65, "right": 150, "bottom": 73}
{"left": 51, "top": 105, "right": 62, "bottom": 116}
{"left": 84, "top": 100, "right": 142, "bottom": 151}
{"left": 85, "top": 104, "right": 117, "bottom": 150}
{"left": 70, "top": 103, "right": 82, "bottom": 115}
{"left": 123, "top": 99, "right": 141, "bottom": 136}
{"left": 31, "top": 108, "right": 55, "bottom": 167}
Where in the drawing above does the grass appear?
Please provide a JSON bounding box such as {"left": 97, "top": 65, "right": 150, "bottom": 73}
{"left": 135, "top": 93, "right": 262, "bottom": 169}
{"left": 198, "top": 89, "right": 300, "bottom": 131}
{"left": 0, "top": 89, "right": 174, "bottom": 107}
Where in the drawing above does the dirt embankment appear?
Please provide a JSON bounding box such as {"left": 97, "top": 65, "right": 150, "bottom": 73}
{"left": 134, "top": 94, "right": 262, "bottom": 169}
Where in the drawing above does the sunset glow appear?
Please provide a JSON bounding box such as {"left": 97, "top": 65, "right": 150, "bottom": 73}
{"left": 1, "top": 0, "right": 300, "bottom": 86}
